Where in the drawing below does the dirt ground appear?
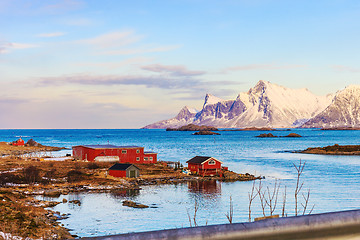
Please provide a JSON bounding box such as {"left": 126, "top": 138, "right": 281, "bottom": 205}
{"left": 0, "top": 143, "right": 258, "bottom": 239}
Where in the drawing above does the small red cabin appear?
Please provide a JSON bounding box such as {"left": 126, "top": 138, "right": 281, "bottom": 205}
{"left": 72, "top": 145, "right": 157, "bottom": 164}
{"left": 12, "top": 138, "right": 25, "bottom": 146}
{"left": 109, "top": 163, "right": 140, "bottom": 178}
{"left": 186, "top": 156, "right": 223, "bottom": 177}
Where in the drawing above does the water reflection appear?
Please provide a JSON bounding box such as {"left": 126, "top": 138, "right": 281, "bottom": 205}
{"left": 110, "top": 189, "right": 140, "bottom": 199}
{"left": 187, "top": 180, "right": 221, "bottom": 195}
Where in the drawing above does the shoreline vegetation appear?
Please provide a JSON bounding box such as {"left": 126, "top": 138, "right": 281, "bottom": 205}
{"left": 0, "top": 142, "right": 261, "bottom": 239}
{"left": 296, "top": 144, "right": 360, "bottom": 155}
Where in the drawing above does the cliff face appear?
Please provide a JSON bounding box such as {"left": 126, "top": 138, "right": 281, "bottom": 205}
{"left": 302, "top": 85, "right": 360, "bottom": 128}
{"left": 143, "top": 80, "right": 338, "bottom": 129}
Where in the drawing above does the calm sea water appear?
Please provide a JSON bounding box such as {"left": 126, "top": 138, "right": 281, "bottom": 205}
{"left": 2, "top": 129, "right": 360, "bottom": 237}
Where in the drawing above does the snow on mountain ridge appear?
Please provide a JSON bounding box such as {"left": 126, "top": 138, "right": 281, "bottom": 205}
{"left": 143, "top": 81, "right": 337, "bottom": 129}
{"left": 302, "top": 85, "right": 360, "bottom": 128}
{"left": 203, "top": 94, "right": 225, "bottom": 107}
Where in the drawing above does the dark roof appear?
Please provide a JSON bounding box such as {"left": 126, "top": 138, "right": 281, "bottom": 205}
{"left": 186, "top": 156, "right": 213, "bottom": 164}
{"left": 109, "top": 163, "right": 139, "bottom": 171}
{"left": 73, "top": 145, "right": 142, "bottom": 149}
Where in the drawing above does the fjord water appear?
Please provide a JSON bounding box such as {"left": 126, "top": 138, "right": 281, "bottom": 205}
{"left": 2, "top": 129, "right": 360, "bottom": 237}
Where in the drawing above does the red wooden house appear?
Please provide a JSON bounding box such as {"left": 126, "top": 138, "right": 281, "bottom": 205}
{"left": 72, "top": 145, "right": 157, "bottom": 164}
{"left": 186, "top": 156, "right": 223, "bottom": 177}
{"left": 11, "top": 138, "right": 25, "bottom": 146}
{"left": 108, "top": 163, "right": 140, "bottom": 178}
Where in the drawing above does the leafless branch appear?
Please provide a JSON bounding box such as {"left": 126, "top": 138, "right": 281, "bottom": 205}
{"left": 193, "top": 199, "right": 198, "bottom": 227}
{"left": 294, "top": 160, "right": 306, "bottom": 216}
{"left": 248, "top": 180, "right": 258, "bottom": 222}
{"left": 264, "top": 180, "right": 280, "bottom": 216}
{"left": 256, "top": 180, "right": 267, "bottom": 217}
{"left": 282, "top": 185, "right": 287, "bottom": 217}
{"left": 225, "top": 196, "right": 233, "bottom": 224}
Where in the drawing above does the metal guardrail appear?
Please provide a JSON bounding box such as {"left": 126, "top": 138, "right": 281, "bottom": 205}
{"left": 83, "top": 209, "right": 360, "bottom": 240}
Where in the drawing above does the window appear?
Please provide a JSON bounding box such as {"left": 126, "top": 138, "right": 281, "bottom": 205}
{"left": 208, "top": 159, "right": 216, "bottom": 165}
{"left": 122, "top": 150, "right": 127, "bottom": 154}
{"left": 136, "top": 149, "right": 140, "bottom": 154}
{"left": 144, "top": 157, "right": 149, "bottom": 161}
{"left": 136, "top": 157, "right": 140, "bottom": 161}
{"left": 150, "top": 157, "right": 153, "bottom": 161}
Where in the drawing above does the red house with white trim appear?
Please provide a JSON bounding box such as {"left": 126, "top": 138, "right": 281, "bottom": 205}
{"left": 186, "top": 156, "right": 223, "bottom": 177}
{"left": 72, "top": 145, "right": 157, "bottom": 164}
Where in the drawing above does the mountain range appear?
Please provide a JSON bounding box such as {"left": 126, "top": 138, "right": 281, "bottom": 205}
{"left": 143, "top": 80, "right": 360, "bottom": 129}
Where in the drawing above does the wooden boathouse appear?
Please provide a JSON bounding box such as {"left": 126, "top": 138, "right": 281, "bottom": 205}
{"left": 108, "top": 163, "right": 140, "bottom": 178}
{"left": 186, "top": 156, "right": 223, "bottom": 177}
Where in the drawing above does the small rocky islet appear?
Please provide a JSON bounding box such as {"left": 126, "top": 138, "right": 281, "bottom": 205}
{"left": 298, "top": 144, "right": 360, "bottom": 155}
{"left": 256, "top": 133, "right": 302, "bottom": 138}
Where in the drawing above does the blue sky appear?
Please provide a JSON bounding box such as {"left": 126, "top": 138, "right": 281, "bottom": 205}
{"left": 0, "top": 0, "right": 359, "bottom": 128}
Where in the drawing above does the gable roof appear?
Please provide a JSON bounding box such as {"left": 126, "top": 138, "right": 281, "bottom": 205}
{"left": 109, "top": 163, "right": 140, "bottom": 171}
{"left": 186, "top": 156, "right": 223, "bottom": 164}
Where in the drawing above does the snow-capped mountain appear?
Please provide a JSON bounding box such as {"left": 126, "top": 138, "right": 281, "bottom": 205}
{"left": 143, "top": 80, "right": 333, "bottom": 129}
{"left": 144, "top": 106, "right": 197, "bottom": 129}
{"left": 302, "top": 85, "right": 360, "bottom": 128}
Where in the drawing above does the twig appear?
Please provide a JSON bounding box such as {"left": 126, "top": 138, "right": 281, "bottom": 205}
{"left": 294, "top": 160, "right": 306, "bottom": 216}
{"left": 248, "top": 180, "right": 258, "bottom": 222}
{"left": 282, "top": 185, "right": 287, "bottom": 217}
{"left": 225, "top": 196, "right": 233, "bottom": 224}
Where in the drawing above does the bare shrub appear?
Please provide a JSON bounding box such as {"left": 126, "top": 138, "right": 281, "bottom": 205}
{"left": 22, "top": 166, "right": 40, "bottom": 184}
{"left": 87, "top": 162, "right": 100, "bottom": 169}
{"left": 248, "top": 181, "right": 258, "bottom": 222}
{"left": 0, "top": 173, "right": 21, "bottom": 186}
{"left": 186, "top": 199, "right": 199, "bottom": 227}
{"left": 67, "top": 170, "right": 84, "bottom": 182}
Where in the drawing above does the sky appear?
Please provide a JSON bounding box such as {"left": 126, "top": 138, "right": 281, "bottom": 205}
{"left": 0, "top": 0, "right": 359, "bottom": 129}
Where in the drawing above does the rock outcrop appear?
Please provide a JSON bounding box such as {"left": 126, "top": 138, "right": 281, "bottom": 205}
{"left": 302, "top": 85, "right": 360, "bottom": 128}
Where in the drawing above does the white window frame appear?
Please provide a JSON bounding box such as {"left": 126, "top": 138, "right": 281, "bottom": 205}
{"left": 136, "top": 157, "right": 140, "bottom": 161}
{"left": 144, "top": 157, "right": 149, "bottom": 161}
{"left": 208, "top": 159, "right": 216, "bottom": 165}
{"left": 122, "top": 150, "right": 127, "bottom": 154}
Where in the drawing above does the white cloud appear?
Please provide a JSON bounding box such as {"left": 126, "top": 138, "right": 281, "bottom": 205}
{"left": 75, "top": 57, "right": 152, "bottom": 69}
{"left": 223, "top": 64, "right": 307, "bottom": 73}
{"left": 78, "top": 30, "right": 143, "bottom": 49}
{"left": 142, "top": 64, "right": 205, "bottom": 76}
{"left": 37, "top": 32, "right": 67, "bottom": 38}
{"left": 77, "top": 30, "right": 180, "bottom": 56}
{"left": 101, "top": 45, "right": 181, "bottom": 56}
{"left": 0, "top": 41, "right": 37, "bottom": 54}
{"left": 62, "top": 17, "right": 92, "bottom": 26}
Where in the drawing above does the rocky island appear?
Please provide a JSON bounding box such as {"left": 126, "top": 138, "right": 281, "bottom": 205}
{"left": 192, "top": 130, "right": 220, "bottom": 135}
{"left": 256, "top": 133, "right": 302, "bottom": 138}
{"left": 166, "top": 124, "right": 219, "bottom": 131}
{"left": 298, "top": 144, "right": 360, "bottom": 155}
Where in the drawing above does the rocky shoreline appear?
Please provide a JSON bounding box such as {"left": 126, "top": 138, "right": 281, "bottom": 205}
{"left": 296, "top": 144, "right": 360, "bottom": 155}
{"left": 0, "top": 141, "right": 66, "bottom": 157}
